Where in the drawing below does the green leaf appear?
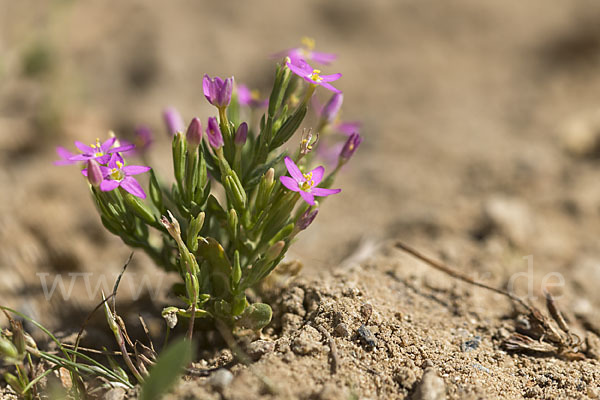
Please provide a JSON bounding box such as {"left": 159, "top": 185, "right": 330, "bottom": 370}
{"left": 140, "top": 339, "right": 196, "bottom": 400}
{"left": 237, "top": 303, "right": 272, "bottom": 330}
{"left": 197, "top": 237, "right": 233, "bottom": 297}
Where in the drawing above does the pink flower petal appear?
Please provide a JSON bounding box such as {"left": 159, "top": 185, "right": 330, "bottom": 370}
{"left": 286, "top": 61, "right": 310, "bottom": 79}
{"left": 107, "top": 154, "right": 120, "bottom": 169}
{"left": 319, "top": 82, "right": 341, "bottom": 93}
{"left": 120, "top": 177, "right": 146, "bottom": 199}
{"left": 284, "top": 156, "right": 304, "bottom": 182}
{"left": 309, "top": 51, "right": 337, "bottom": 65}
{"left": 122, "top": 165, "right": 151, "bottom": 175}
{"left": 319, "top": 73, "right": 342, "bottom": 82}
{"left": 310, "top": 166, "right": 325, "bottom": 185}
{"left": 69, "top": 154, "right": 92, "bottom": 161}
{"left": 74, "top": 141, "right": 93, "bottom": 153}
{"left": 300, "top": 191, "right": 315, "bottom": 205}
{"left": 279, "top": 176, "right": 300, "bottom": 192}
{"left": 311, "top": 187, "right": 341, "bottom": 197}
{"left": 100, "top": 137, "right": 117, "bottom": 152}
{"left": 108, "top": 143, "right": 135, "bottom": 153}
{"left": 100, "top": 179, "right": 120, "bottom": 192}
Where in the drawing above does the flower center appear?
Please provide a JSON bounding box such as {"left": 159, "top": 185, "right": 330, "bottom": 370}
{"left": 110, "top": 161, "right": 125, "bottom": 181}
{"left": 309, "top": 69, "right": 322, "bottom": 82}
{"left": 300, "top": 172, "right": 315, "bottom": 191}
{"left": 251, "top": 89, "right": 261, "bottom": 100}
{"left": 90, "top": 138, "right": 105, "bottom": 157}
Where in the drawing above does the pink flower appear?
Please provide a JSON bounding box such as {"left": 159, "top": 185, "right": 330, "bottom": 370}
{"left": 237, "top": 84, "right": 268, "bottom": 108}
{"left": 286, "top": 59, "right": 342, "bottom": 94}
{"left": 98, "top": 154, "right": 151, "bottom": 198}
{"left": 69, "top": 137, "right": 134, "bottom": 164}
{"left": 279, "top": 156, "right": 340, "bottom": 205}
{"left": 274, "top": 37, "right": 337, "bottom": 65}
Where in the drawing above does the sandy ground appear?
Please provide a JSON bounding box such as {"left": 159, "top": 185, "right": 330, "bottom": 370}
{"left": 2, "top": 0, "right": 600, "bottom": 398}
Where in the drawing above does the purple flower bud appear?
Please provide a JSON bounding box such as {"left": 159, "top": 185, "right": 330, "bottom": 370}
{"left": 296, "top": 208, "right": 318, "bottom": 232}
{"left": 234, "top": 122, "right": 248, "bottom": 146}
{"left": 86, "top": 159, "right": 103, "bottom": 187}
{"left": 186, "top": 117, "right": 203, "bottom": 148}
{"left": 339, "top": 133, "right": 362, "bottom": 163}
{"left": 206, "top": 117, "right": 224, "bottom": 149}
{"left": 163, "top": 107, "right": 184, "bottom": 136}
{"left": 203, "top": 74, "right": 234, "bottom": 108}
{"left": 321, "top": 93, "right": 343, "bottom": 124}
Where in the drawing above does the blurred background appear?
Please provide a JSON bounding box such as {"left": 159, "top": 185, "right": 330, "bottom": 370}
{"left": 2, "top": 0, "right": 600, "bottom": 332}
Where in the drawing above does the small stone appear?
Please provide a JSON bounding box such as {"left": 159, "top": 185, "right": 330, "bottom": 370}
{"left": 292, "top": 325, "right": 322, "bottom": 355}
{"left": 208, "top": 369, "right": 233, "bottom": 391}
{"left": 334, "top": 323, "right": 350, "bottom": 338}
{"left": 394, "top": 367, "right": 417, "bottom": 389}
{"left": 281, "top": 287, "right": 306, "bottom": 316}
{"left": 561, "top": 109, "right": 600, "bottom": 158}
{"left": 413, "top": 368, "right": 446, "bottom": 400}
{"left": 246, "top": 339, "right": 275, "bottom": 361}
{"left": 357, "top": 324, "right": 377, "bottom": 348}
{"left": 360, "top": 303, "right": 373, "bottom": 323}
{"left": 482, "top": 196, "right": 535, "bottom": 246}
{"left": 281, "top": 313, "right": 304, "bottom": 335}
{"left": 103, "top": 388, "right": 126, "bottom": 400}
{"left": 461, "top": 336, "right": 481, "bottom": 352}
{"left": 588, "top": 387, "right": 599, "bottom": 399}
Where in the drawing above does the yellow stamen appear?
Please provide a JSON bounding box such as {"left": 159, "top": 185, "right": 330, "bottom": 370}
{"left": 301, "top": 37, "right": 315, "bottom": 51}
{"left": 251, "top": 89, "right": 261, "bottom": 100}
{"left": 300, "top": 172, "right": 315, "bottom": 191}
{"left": 309, "top": 69, "right": 322, "bottom": 82}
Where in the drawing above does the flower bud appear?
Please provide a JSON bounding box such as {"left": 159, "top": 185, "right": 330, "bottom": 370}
{"left": 234, "top": 122, "right": 248, "bottom": 146}
{"left": 203, "top": 75, "right": 234, "bottom": 108}
{"left": 160, "top": 210, "right": 182, "bottom": 241}
{"left": 296, "top": 208, "right": 318, "bottom": 232}
{"left": 86, "top": 159, "right": 103, "bottom": 187}
{"left": 265, "top": 168, "right": 274, "bottom": 186}
{"left": 206, "top": 117, "right": 224, "bottom": 149}
{"left": 339, "top": 132, "right": 362, "bottom": 163}
{"left": 321, "top": 93, "right": 343, "bottom": 124}
{"left": 0, "top": 337, "right": 19, "bottom": 361}
{"left": 163, "top": 107, "right": 184, "bottom": 135}
{"left": 185, "top": 117, "right": 202, "bottom": 148}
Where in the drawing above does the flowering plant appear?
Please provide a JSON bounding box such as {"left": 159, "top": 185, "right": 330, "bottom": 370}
{"left": 56, "top": 41, "right": 361, "bottom": 332}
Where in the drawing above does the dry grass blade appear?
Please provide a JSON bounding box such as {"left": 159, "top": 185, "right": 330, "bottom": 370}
{"left": 395, "top": 240, "right": 586, "bottom": 360}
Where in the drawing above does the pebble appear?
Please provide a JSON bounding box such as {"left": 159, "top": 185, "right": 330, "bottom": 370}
{"left": 334, "top": 323, "right": 350, "bottom": 338}
{"left": 561, "top": 110, "right": 600, "bottom": 158}
{"left": 281, "top": 287, "right": 306, "bottom": 316}
{"left": 281, "top": 313, "right": 304, "bottom": 335}
{"left": 461, "top": 336, "right": 481, "bottom": 352}
{"left": 208, "top": 368, "right": 233, "bottom": 391}
{"left": 360, "top": 303, "right": 373, "bottom": 323}
{"left": 413, "top": 368, "right": 446, "bottom": 400}
{"left": 482, "top": 196, "right": 535, "bottom": 246}
{"left": 246, "top": 339, "right": 275, "bottom": 361}
{"left": 292, "top": 325, "right": 322, "bottom": 355}
{"left": 357, "top": 324, "right": 377, "bottom": 348}
{"left": 394, "top": 367, "right": 417, "bottom": 389}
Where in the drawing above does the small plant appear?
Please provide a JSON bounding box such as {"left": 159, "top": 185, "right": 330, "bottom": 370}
{"left": 56, "top": 40, "right": 362, "bottom": 332}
